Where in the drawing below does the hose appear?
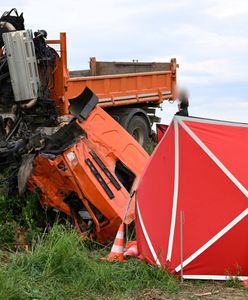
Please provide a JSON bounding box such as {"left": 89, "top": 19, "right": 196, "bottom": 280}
{"left": 20, "top": 98, "right": 37, "bottom": 109}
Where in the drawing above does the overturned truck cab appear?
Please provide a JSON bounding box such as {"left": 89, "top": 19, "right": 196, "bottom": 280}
{"left": 19, "top": 88, "right": 149, "bottom": 242}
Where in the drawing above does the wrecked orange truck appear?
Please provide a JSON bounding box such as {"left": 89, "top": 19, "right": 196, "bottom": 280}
{"left": 26, "top": 89, "right": 149, "bottom": 242}
{"left": 0, "top": 8, "right": 176, "bottom": 241}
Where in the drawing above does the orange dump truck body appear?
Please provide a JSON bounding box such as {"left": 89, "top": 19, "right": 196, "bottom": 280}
{"left": 47, "top": 33, "right": 177, "bottom": 115}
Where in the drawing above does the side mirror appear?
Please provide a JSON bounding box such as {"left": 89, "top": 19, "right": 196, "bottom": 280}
{"left": 69, "top": 87, "right": 99, "bottom": 122}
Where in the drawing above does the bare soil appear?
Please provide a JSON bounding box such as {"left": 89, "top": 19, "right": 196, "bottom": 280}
{"left": 125, "top": 282, "right": 248, "bottom": 300}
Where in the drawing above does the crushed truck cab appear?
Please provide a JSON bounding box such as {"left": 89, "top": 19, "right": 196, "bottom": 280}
{"left": 25, "top": 89, "right": 148, "bottom": 242}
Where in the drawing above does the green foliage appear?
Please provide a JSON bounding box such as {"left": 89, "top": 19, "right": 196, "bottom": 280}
{"left": 226, "top": 276, "right": 242, "bottom": 288}
{"left": 145, "top": 141, "right": 157, "bottom": 155}
{"left": 0, "top": 190, "right": 47, "bottom": 247}
{"left": 0, "top": 221, "right": 14, "bottom": 245}
{"left": 0, "top": 225, "right": 180, "bottom": 300}
{"left": 0, "top": 264, "right": 29, "bottom": 300}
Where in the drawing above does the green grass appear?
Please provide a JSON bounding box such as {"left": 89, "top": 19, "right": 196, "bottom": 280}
{"left": 0, "top": 225, "right": 180, "bottom": 300}
{"left": 145, "top": 141, "right": 157, "bottom": 155}
{"left": 0, "top": 141, "right": 179, "bottom": 299}
{"left": 0, "top": 190, "right": 46, "bottom": 246}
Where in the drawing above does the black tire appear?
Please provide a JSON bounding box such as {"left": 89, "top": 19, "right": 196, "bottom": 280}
{"left": 127, "top": 115, "right": 150, "bottom": 148}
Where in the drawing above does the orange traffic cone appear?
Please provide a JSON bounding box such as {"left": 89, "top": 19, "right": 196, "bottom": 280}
{"left": 103, "top": 223, "right": 125, "bottom": 262}
{"left": 124, "top": 241, "right": 138, "bottom": 257}
{"left": 242, "top": 280, "right": 248, "bottom": 288}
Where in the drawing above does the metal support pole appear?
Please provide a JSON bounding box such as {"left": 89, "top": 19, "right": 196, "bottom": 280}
{"left": 180, "top": 210, "right": 184, "bottom": 282}
{"left": 123, "top": 191, "right": 135, "bottom": 244}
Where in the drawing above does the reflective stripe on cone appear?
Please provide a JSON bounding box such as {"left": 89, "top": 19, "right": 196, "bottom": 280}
{"left": 101, "top": 223, "right": 125, "bottom": 262}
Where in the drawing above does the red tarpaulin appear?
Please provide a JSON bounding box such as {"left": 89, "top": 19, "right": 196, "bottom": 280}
{"left": 136, "top": 116, "right": 248, "bottom": 280}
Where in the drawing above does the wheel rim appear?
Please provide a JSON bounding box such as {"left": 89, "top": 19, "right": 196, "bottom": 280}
{"left": 132, "top": 127, "right": 144, "bottom": 145}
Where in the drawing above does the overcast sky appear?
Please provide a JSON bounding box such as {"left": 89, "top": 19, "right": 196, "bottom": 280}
{"left": 2, "top": 0, "right": 248, "bottom": 123}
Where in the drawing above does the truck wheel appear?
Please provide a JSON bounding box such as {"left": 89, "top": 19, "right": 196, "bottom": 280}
{"left": 127, "top": 115, "right": 150, "bottom": 148}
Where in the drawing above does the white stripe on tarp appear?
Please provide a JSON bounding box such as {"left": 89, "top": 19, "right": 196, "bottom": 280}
{"left": 116, "top": 231, "right": 124, "bottom": 239}
{"left": 175, "top": 208, "right": 248, "bottom": 272}
{"left": 136, "top": 200, "right": 161, "bottom": 266}
{"left": 182, "top": 275, "right": 248, "bottom": 281}
{"left": 166, "top": 119, "right": 179, "bottom": 261}
{"left": 178, "top": 119, "right": 248, "bottom": 198}
{"left": 174, "top": 115, "right": 248, "bottom": 128}
{"left": 111, "top": 244, "right": 123, "bottom": 253}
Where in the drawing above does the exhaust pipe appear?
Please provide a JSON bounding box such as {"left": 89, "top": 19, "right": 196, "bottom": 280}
{"left": 0, "top": 21, "right": 15, "bottom": 31}
{"left": 21, "top": 98, "right": 37, "bottom": 109}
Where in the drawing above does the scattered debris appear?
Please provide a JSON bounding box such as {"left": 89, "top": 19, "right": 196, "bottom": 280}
{"left": 193, "top": 291, "right": 220, "bottom": 297}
